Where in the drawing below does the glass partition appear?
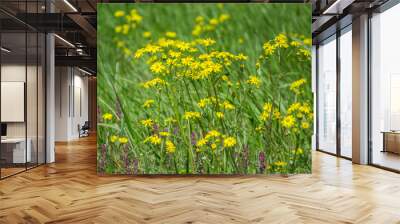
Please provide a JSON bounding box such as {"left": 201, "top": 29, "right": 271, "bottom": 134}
{"left": 0, "top": 1, "right": 46, "bottom": 179}
{"left": 1, "top": 30, "right": 28, "bottom": 177}
{"left": 317, "top": 35, "right": 337, "bottom": 154}
{"left": 371, "top": 3, "right": 400, "bottom": 171}
{"left": 339, "top": 27, "right": 352, "bottom": 158}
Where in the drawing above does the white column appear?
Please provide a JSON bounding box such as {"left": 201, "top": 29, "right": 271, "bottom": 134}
{"left": 352, "top": 14, "right": 369, "bottom": 164}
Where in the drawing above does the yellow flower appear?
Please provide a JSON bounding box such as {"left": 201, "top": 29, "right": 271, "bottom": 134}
{"left": 143, "top": 135, "right": 162, "bottom": 145}
{"left": 110, "top": 135, "right": 118, "bottom": 143}
{"left": 274, "top": 161, "right": 287, "bottom": 166}
{"left": 290, "top": 41, "right": 301, "bottom": 47}
{"left": 282, "top": 115, "right": 295, "bottom": 129}
{"left": 143, "top": 99, "right": 154, "bottom": 108}
{"left": 222, "top": 101, "right": 235, "bottom": 110}
{"left": 290, "top": 79, "right": 306, "bottom": 94}
{"left": 275, "top": 33, "right": 289, "bottom": 48}
{"left": 205, "top": 130, "right": 221, "bottom": 139}
{"left": 219, "top": 14, "right": 230, "bottom": 22}
{"left": 143, "top": 31, "right": 151, "bottom": 38}
{"left": 288, "top": 102, "right": 301, "bottom": 114}
{"left": 181, "top": 56, "right": 194, "bottom": 66}
{"left": 165, "top": 31, "right": 177, "bottom": 38}
{"left": 223, "top": 136, "right": 236, "bottom": 148}
{"left": 301, "top": 122, "right": 310, "bottom": 129}
{"left": 297, "top": 48, "right": 311, "bottom": 58}
{"left": 196, "top": 38, "right": 216, "bottom": 47}
{"left": 296, "top": 112, "right": 304, "bottom": 118}
{"left": 119, "top": 137, "right": 129, "bottom": 144}
{"left": 125, "top": 9, "right": 142, "bottom": 23}
{"left": 260, "top": 111, "right": 270, "bottom": 121}
{"left": 263, "top": 42, "right": 276, "bottom": 56}
{"left": 273, "top": 110, "right": 281, "bottom": 120}
{"left": 141, "top": 78, "right": 167, "bottom": 89}
{"left": 192, "top": 25, "right": 202, "bottom": 36}
{"left": 294, "top": 148, "right": 304, "bottom": 155}
{"left": 140, "top": 119, "right": 153, "bottom": 127}
{"left": 263, "top": 103, "right": 272, "bottom": 113}
{"left": 247, "top": 75, "right": 261, "bottom": 88}
{"left": 183, "top": 111, "right": 201, "bottom": 120}
{"left": 196, "top": 138, "right": 208, "bottom": 147}
{"left": 235, "top": 53, "right": 248, "bottom": 61}
{"left": 159, "top": 132, "right": 170, "bottom": 137}
{"left": 209, "top": 18, "right": 219, "bottom": 25}
{"left": 299, "top": 104, "right": 311, "bottom": 114}
{"left": 115, "top": 25, "right": 122, "bottom": 33}
{"left": 255, "top": 126, "right": 265, "bottom": 132}
{"left": 114, "top": 10, "right": 125, "bottom": 17}
{"left": 102, "top": 113, "right": 113, "bottom": 121}
{"left": 197, "top": 98, "right": 209, "bottom": 108}
{"left": 166, "top": 140, "right": 176, "bottom": 153}
{"left": 122, "top": 24, "right": 130, "bottom": 35}
{"left": 216, "top": 112, "right": 224, "bottom": 119}
{"left": 150, "top": 62, "right": 166, "bottom": 74}
{"left": 211, "top": 143, "right": 217, "bottom": 150}
{"left": 195, "top": 16, "right": 204, "bottom": 23}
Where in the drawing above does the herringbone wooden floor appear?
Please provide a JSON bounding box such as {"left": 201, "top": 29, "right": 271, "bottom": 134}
{"left": 1, "top": 135, "right": 400, "bottom": 224}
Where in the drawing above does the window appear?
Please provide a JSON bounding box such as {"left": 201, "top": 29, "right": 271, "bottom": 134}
{"left": 370, "top": 3, "right": 400, "bottom": 171}
{"left": 317, "top": 35, "right": 337, "bottom": 154}
{"left": 339, "top": 27, "right": 352, "bottom": 158}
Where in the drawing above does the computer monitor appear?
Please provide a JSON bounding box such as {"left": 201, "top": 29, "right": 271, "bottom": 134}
{"left": 1, "top": 123, "right": 7, "bottom": 137}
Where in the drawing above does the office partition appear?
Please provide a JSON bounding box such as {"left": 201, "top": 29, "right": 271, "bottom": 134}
{"left": 0, "top": 1, "right": 47, "bottom": 179}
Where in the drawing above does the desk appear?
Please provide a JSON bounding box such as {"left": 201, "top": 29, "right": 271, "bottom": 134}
{"left": 382, "top": 131, "right": 400, "bottom": 154}
{"left": 1, "top": 138, "right": 31, "bottom": 163}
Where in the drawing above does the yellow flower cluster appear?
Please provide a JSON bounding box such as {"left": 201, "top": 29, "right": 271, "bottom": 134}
{"left": 290, "top": 78, "right": 307, "bottom": 95}
{"left": 260, "top": 102, "right": 278, "bottom": 122}
{"left": 192, "top": 13, "right": 230, "bottom": 36}
{"left": 114, "top": 9, "right": 142, "bottom": 35}
{"left": 165, "top": 31, "right": 177, "bottom": 38}
{"left": 143, "top": 31, "right": 151, "bottom": 38}
{"left": 141, "top": 78, "right": 168, "bottom": 89}
{"left": 195, "top": 130, "right": 236, "bottom": 151}
{"left": 274, "top": 161, "right": 287, "bottom": 167}
{"left": 159, "top": 131, "right": 170, "bottom": 137}
{"left": 216, "top": 112, "right": 224, "bottom": 119}
{"left": 183, "top": 111, "right": 201, "bottom": 120}
{"left": 281, "top": 102, "right": 313, "bottom": 130}
{"left": 110, "top": 135, "right": 129, "bottom": 144}
{"left": 135, "top": 38, "right": 247, "bottom": 82}
{"left": 166, "top": 140, "right": 176, "bottom": 153}
{"left": 102, "top": 113, "right": 113, "bottom": 121}
{"left": 262, "top": 33, "right": 311, "bottom": 61}
{"left": 222, "top": 101, "right": 235, "bottom": 110}
{"left": 143, "top": 99, "right": 154, "bottom": 108}
{"left": 143, "top": 135, "right": 162, "bottom": 145}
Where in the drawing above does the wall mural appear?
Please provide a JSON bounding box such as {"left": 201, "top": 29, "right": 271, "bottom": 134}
{"left": 97, "top": 3, "right": 312, "bottom": 175}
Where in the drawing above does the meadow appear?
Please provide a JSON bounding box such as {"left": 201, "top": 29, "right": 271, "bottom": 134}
{"left": 97, "top": 3, "right": 312, "bottom": 174}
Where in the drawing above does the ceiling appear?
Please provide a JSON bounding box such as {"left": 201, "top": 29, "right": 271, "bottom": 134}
{"left": 0, "top": 0, "right": 97, "bottom": 74}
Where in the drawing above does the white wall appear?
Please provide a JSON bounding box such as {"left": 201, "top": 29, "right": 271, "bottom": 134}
{"left": 55, "top": 67, "right": 89, "bottom": 141}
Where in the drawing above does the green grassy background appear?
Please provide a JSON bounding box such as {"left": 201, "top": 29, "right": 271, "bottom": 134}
{"left": 97, "top": 3, "right": 312, "bottom": 175}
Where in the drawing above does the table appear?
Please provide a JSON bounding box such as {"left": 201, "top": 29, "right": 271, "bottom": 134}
{"left": 381, "top": 131, "right": 400, "bottom": 154}
{"left": 1, "top": 138, "right": 31, "bottom": 163}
